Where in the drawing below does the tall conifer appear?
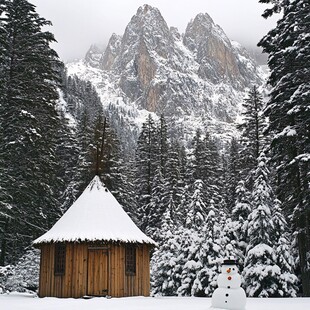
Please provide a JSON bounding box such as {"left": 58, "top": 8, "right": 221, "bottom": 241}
{"left": 0, "top": 0, "right": 62, "bottom": 263}
{"left": 258, "top": 0, "right": 310, "bottom": 294}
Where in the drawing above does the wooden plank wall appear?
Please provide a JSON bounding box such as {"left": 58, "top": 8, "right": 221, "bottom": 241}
{"left": 38, "top": 242, "right": 151, "bottom": 298}
{"left": 39, "top": 243, "right": 88, "bottom": 298}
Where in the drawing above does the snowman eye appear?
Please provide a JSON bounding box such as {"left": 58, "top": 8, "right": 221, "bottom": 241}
{"left": 233, "top": 268, "right": 235, "bottom": 270}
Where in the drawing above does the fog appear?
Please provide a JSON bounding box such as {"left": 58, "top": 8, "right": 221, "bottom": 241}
{"left": 29, "top": 0, "right": 279, "bottom": 62}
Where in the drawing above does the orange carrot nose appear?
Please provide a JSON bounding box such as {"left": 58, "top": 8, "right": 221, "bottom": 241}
{"left": 227, "top": 268, "right": 231, "bottom": 273}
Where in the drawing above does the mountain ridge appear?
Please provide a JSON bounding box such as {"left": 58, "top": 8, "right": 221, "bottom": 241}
{"left": 67, "top": 4, "right": 265, "bottom": 151}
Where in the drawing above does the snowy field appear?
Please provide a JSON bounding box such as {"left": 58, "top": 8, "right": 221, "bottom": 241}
{"left": 1, "top": 293, "right": 310, "bottom": 310}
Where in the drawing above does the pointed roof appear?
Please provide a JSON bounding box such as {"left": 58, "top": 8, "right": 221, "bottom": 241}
{"left": 33, "top": 176, "right": 156, "bottom": 245}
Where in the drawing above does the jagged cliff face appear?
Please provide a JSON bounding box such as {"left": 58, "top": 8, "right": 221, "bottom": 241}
{"left": 67, "top": 4, "right": 265, "bottom": 149}
{"left": 183, "top": 13, "right": 241, "bottom": 86}
{"left": 100, "top": 34, "right": 122, "bottom": 71}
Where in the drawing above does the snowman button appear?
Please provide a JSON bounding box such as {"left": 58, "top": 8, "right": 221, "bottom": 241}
{"left": 226, "top": 293, "right": 229, "bottom": 297}
{"left": 227, "top": 286, "right": 230, "bottom": 288}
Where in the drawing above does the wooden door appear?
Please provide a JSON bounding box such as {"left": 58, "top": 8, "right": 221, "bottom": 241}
{"left": 87, "top": 249, "right": 109, "bottom": 296}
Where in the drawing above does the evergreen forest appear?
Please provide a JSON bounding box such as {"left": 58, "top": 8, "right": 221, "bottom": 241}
{"left": 0, "top": 0, "right": 309, "bottom": 298}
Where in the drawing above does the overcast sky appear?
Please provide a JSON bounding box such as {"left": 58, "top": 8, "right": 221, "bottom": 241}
{"left": 29, "top": 0, "right": 279, "bottom": 62}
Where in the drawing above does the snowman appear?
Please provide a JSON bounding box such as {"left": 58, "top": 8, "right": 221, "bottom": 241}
{"left": 211, "top": 259, "right": 246, "bottom": 310}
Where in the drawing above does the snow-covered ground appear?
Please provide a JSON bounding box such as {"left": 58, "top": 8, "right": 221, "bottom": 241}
{"left": 1, "top": 293, "right": 310, "bottom": 310}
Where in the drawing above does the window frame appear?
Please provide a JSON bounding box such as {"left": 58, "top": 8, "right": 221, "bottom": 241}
{"left": 54, "top": 243, "right": 66, "bottom": 276}
{"left": 125, "top": 245, "right": 136, "bottom": 276}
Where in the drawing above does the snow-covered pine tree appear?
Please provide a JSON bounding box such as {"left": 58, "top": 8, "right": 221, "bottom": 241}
{"left": 75, "top": 105, "right": 94, "bottom": 192}
{"left": 191, "top": 203, "right": 223, "bottom": 297}
{"left": 134, "top": 114, "right": 158, "bottom": 231}
{"left": 243, "top": 153, "right": 279, "bottom": 297}
{"left": 272, "top": 199, "right": 298, "bottom": 296}
{"left": 177, "top": 228, "right": 202, "bottom": 296}
{"left": 164, "top": 140, "right": 185, "bottom": 223}
{"left": 203, "top": 132, "right": 222, "bottom": 205}
{"left": 237, "top": 86, "right": 265, "bottom": 188}
{"left": 151, "top": 209, "right": 182, "bottom": 296}
{"left": 189, "top": 129, "right": 222, "bottom": 207}
{"left": 258, "top": 0, "right": 310, "bottom": 295}
{"left": 145, "top": 166, "right": 165, "bottom": 240}
{"left": 191, "top": 128, "right": 205, "bottom": 182}
{"left": 225, "top": 138, "right": 242, "bottom": 210}
{"left": 185, "top": 179, "right": 207, "bottom": 229}
{"left": 99, "top": 118, "right": 123, "bottom": 195}
{"left": 1, "top": 248, "right": 40, "bottom": 293}
{"left": 0, "top": 0, "right": 62, "bottom": 264}
{"left": 158, "top": 114, "right": 169, "bottom": 176}
{"left": 62, "top": 74, "right": 102, "bottom": 121}
{"left": 231, "top": 180, "right": 252, "bottom": 265}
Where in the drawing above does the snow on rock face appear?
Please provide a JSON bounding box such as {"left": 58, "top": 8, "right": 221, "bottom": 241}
{"left": 70, "top": 4, "right": 265, "bottom": 149}
{"left": 183, "top": 13, "right": 241, "bottom": 87}
{"left": 33, "top": 176, "right": 156, "bottom": 245}
{"left": 100, "top": 33, "right": 122, "bottom": 70}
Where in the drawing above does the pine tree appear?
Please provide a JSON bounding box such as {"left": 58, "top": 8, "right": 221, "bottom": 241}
{"left": 0, "top": 0, "right": 62, "bottom": 264}
{"left": 145, "top": 166, "right": 165, "bottom": 240}
{"left": 232, "top": 180, "right": 252, "bottom": 264}
{"left": 225, "top": 138, "right": 242, "bottom": 210}
{"left": 272, "top": 199, "right": 298, "bottom": 296}
{"left": 185, "top": 180, "right": 207, "bottom": 229}
{"left": 151, "top": 212, "right": 182, "bottom": 296}
{"left": 203, "top": 132, "right": 222, "bottom": 205}
{"left": 54, "top": 107, "right": 80, "bottom": 214}
{"left": 192, "top": 205, "right": 223, "bottom": 297}
{"left": 75, "top": 105, "right": 94, "bottom": 193}
{"left": 243, "top": 153, "right": 279, "bottom": 297}
{"left": 191, "top": 128, "right": 205, "bottom": 181}
{"left": 134, "top": 114, "right": 158, "bottom": 230}
{"left": 164, "top": 140, "right": 185, "bottom": 224}
{"left": 237, "top": 86, "right": 265, "bottom": 188}
{"left": 189, "top": 129, "right": 222, "bottom": 206}
{"left": 258, "top": 0, "right": 310, "bottom": 295}
{"left": 158, "top": 114, "right": 169, "bottom": 176}
{"left": 177, "top": 228, "right": 202, "bottom": 296}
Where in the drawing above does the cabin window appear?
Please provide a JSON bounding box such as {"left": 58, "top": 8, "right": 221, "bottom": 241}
{"left": 54, "top": 243, "right": 66, "bottom": 275}
{"left": 125, "top": 245, "right": 136, "bottom": 275}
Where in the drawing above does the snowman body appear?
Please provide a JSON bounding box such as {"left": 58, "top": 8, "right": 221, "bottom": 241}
{"left": 211, "top": 261, "right": 246, "bottom": 310}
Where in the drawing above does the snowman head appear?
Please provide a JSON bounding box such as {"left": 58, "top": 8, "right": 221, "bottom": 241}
{"left": 221, "top": 259, "right": 238, "bottom": 274}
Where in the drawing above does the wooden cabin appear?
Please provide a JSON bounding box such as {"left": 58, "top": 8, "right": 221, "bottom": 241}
{"left": 33, "top": 176, "right": 156, "bottom": 298}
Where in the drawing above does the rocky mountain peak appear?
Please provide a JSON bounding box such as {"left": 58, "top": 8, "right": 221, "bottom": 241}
{"left": 85, "top": 44, "right": 104, "bottom": 68}
{"left": 70, "top": 5, "right": 265, "bottom": 148}
{"left": 111, "top": 4, "right": 178, "bottom": 109}
{"left": 120, "top": 4, "right": 173, "bottom": 59}
{"left": 183, "top": 13, "right": 243, "bottom": 87}
{"left": 137, "top": 3, "right": 160, "bottom": 16}
{"left": 184, "top": 13, "right": 229, "bottom": 50}
{"left": 100, "top": 33, "right": 122, "bottom": 70}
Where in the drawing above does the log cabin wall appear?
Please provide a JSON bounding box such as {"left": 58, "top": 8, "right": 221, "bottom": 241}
{"left": 38, "top": 242, "right": 151, "bottom": 298}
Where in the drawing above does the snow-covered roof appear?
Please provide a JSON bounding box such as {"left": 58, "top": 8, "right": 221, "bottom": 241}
{"left": 33, "top": 176, "right": 156, "bottom": 245}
